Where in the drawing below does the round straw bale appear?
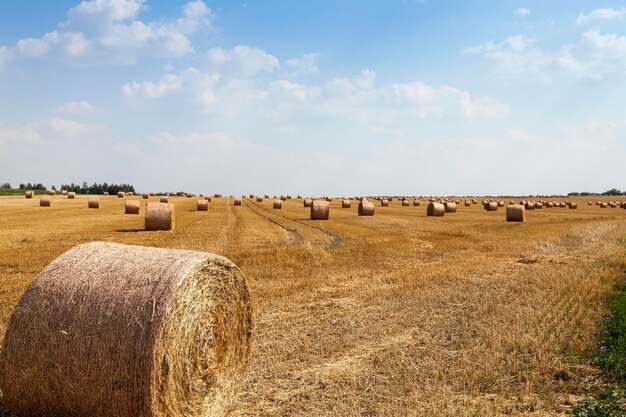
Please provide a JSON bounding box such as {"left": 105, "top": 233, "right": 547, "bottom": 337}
{"left": 142, "top": 193, "right": 149, "bottom": 199}
{"left": 256, "top": 197, "right": 263, "bottom": 203}
{"left": 427, "top": 202, "right": 445, "bottom": 216}
{"left": 125, "top": 200, "right": 140, "bottom": 214}
{"left": 588, "top": 201, "right": 593, "bottom": 205}
{"left": 197, "top": 199, "right": 208, "bottom": 211}
{"left": 535, "top": 202, "right": 543, "bottom": 209}
{"left": 185, "top": 193, "right": 192, "bottom": 198}
{"left": 117, "top": 191, "right": 124, "bottom": 198}
{"left": 569, "top": 202, "right": 578, "bottom": 209}
{"left": 342, "top": 199, "right": 351, "bottom": 208}
{"left": 506, "top": 205, "right": 526, "bottom": 222}
{"left": 444, "top": 202, "right": 457, "bottom": 213}
{"left": 205, "top": 196, "right": 212, "bottom": 202}
{"left": 127, "top": 192, "right": 134, "bottom": 196}
{"left": 39, "top": 196, "right": 51, "bottom": 207}
{"left": 509, "top": 200, "right": 515, "bottom": 205}
{"left": 601, "top": 202, "right": 608, "bottom": 208}
{"left": 472, "top": 199, "right": 478, "bottom": 204}
{"left": 560, "top": 202, "right": 567, "bottom": 208}
{"left": 145, "top": 203, "right": 174, "bottom": 231}
{"left": 249, "top": 194, "right": 254, "bottom": 198}
{"left": 497, "top": 201, "right": 505, "bottom": 207}
{"left": 547, "top": 202, "right": 554, "bottom": 208}
{"left": 485, "top": 202, "right": 498, "bottom": 211}
{"left": 61, "top": 190, "right": 68, "bottom": 196}
{"left": 214, "top": 193, "right": 221, "bottom": 198}
{"left": 414, "top": 199, "right": 421, "bottom": 206}
{"left": 234, "top": 198, "right": 242, "bottom": 206}
{"left": 280, "top": 195, "right": 287, "bottom": 201}
{"left": 304, "top": 198, "right": 313, "bottom": 207}
{"left": 160, "top": 196, "right": 169, "bottom": 203}
{"left": 297, "top": 195, "right": 302, "bottom": 199}
{"left": 88, "top": 197, "right": 99, "bottom": 209}
{"left": 273, "top": 200, "right": 282, "bottom": 209}
{"left": 311, "top": 200, "right": 330, "bottom": 220}
{"left": 0, "top": 241, "right": 251, "bottom": 417}
{"left": 524, "top": 201, "right": 535, "bottom": 210}
{"left": 402, "top": 199, "right": 409, "bottom": 207}
{"left": 68, "top": 192, "right": 76, "bottom": 199}
{"left": 49, "top": 190, "right": 56, "bottom": 196}
{"left": 358, "top": 200, "right": 375, "bottom": 216}
{"left": 25, "top": 191, "right": 33, "bottom": 199}
{"left": 103, "top": 192, "right": 109, "bottom": 196}
{"left": 381, "top": 199, "right": 389, "bottom": 207}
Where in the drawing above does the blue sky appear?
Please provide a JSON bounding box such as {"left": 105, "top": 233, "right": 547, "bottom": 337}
{"left": 1, "top": 0, "right": 625, "bottom": 195}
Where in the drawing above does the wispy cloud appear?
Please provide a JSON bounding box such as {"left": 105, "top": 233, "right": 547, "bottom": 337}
{"left": 576, "top": 8, "right": 626, "bottom": 24}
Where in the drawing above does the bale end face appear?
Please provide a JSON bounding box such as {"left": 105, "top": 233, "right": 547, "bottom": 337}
{"left": 427, "top": 202, "right": 445, "bottom": 217}
{"left": 145, "top": 202, "right": 174, "bottom": 231}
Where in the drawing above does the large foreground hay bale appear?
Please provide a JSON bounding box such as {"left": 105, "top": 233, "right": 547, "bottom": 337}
{"left": 234, "top": 198, "right": 242, "bottom": 206}
{"left": 273, "top": 200, "right": 282, "bottom": 209}
{"left": 39, "top": 196, "right": 51, "bottom": 207}
{"left": 0, "top": 242, "right": 252, "bottom": 417}
{"left": 506, "top": 205, "right": 526, "bottom": 222}
{"left": 145, "top": 203, "right": 174, "bottom": 231}
{"left": 88, "top": 197, "right": 100, "bottom": 209}
{"left": 125, "top": 200, "right": 140, "bottom": 214}
{"left": 342, "top": 199, "right": 351, "bottom": 208}
{"left": 311, "top": 200, "right": 329, "bottom": 220}
{"left": 358, "top": 200, "right": 374, "bottom": 216}
{"left": 197, "top": 199, "right": 208, "bottom": 211}
{"left": 25, "top": 191, "right": 33, "bottom": 199}
{"left": 427, "top": 202, "right": 445, "bottom": 217}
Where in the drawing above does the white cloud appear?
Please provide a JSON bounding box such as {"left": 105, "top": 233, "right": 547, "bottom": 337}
{"left": 48, "top": 118, "right": 100, "bottom": 136}
{"left": 207, "top": 45, "right": 279, "bottom": 77}
{"left": 464, "top": 31, "right": 626, "bottom": 80}
{"left": 56, "top": 101, "right": 97, "bottom": 114}
{"left": 576, "top": 8, "right": 626, "bottom": 24}
{"left": 505, "top": 127, "right": 533, "bottom": 142}
{"left": 2, "top": 0, "right": 212, "bottom": 66}
{"left": 123, "top": 73, "right": 183, "bottom": 98}
{"left": 123, "top": 67, "right": 219, "bottom": 104}
{"left": 514, "top": 8, "right": 531, "bottom": 17}
{"left": 0, "top": 124, "right": 41, "bottom": 144}
{"left": 286, "top": 53, "right": 320, "bottom": 75}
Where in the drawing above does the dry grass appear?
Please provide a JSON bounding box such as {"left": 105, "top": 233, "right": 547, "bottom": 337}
{"left": 0, "top": 195, "right": 626, "bottom": 416}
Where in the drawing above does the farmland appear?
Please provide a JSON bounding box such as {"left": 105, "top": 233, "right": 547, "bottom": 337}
{"left": 0, "top": 195, "right": 625, "bottom": 416}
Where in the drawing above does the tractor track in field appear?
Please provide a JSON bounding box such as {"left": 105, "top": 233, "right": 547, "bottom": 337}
{"left": 243, "top": 199, "right": 303, "bottom": 245}
{"left": 244, "top": 199, "right": 343, "bottom": 250}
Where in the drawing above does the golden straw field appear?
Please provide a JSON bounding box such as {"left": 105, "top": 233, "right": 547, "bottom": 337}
{"left": 1, "top": 195, "right": 626, "bottom": 416}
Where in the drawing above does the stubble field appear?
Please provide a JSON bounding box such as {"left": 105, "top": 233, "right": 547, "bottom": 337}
{"left": 1, "top": 195, "right": 625, "bottom": 416}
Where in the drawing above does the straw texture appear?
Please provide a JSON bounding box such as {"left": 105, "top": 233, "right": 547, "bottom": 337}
{"left": 25, "top": 191, "right": 33, "bottom": 199}
{"left": 234, "top": 198, "right": 242, "bottom": 206}
{"left": 145, "top": 203, "right": 174, "bottom": 231}
{"left": 0, "top": 241, "right": 252, "bottom": 417}
{"left": 49, "top": 190, "right": 56, "bottom": 196}
{"left": 160, "top": 196, "right": 169, "bottom": 203}
{"left": 88, "top": 197, "right": 100, "bottom": 209}
{"left": 197, "top": 199, "right": 208, "bottom": 211}
{"left": 273, "top": 200, "right": 282, "bottom": 209}
{"left": 358, "top": 200, "right": 375, "bottom": 216}
{"left": 444, "top": 202, "right": 457, "bottom": 213}
{"left": 342, "top": 200, "right": 351, "bottom": 208}
{"left": 117, "top": 192, "right": 124, "bottom": 198}
{"left": 125, "top": 200, "right": 140, "bottom": 214}
{"left": 39, "top": 196, "right": 51, "bottom": 207}
{"left": 68, "top": 192, "right": 76, "bottom": 199}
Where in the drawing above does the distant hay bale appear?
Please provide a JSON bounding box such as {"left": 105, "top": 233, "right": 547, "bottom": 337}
{"left": 444, "top": 202, "right": 457, "bottom": 213}
{"left": 427, "top": 202, "right": 445, "bottom": 217}
{"left": 402, "top": 199, "right": 409, "bottom": 207}
{"left": 485, "top": 202, "right": 498, "bottom": 211}
{"left": 25, "top": 191, "right": 33, "bottom": 199}
{"left": 205, "top": 197, "right": 212, "bottom": 203}
{"left": 560, "top": 202, "right": 567, "bottom": 208}
{"left": 160, "top": 196, "right": 169, "bottom": 203}
{"left": 142, "top": 193, "right": 149, "bottom": 199}
{"left": 588, "top": 201, "right": 593, "bottom": 205}
{"left": 535, "top": 202, "right": 544, "bottom": 209}
{"left": 297, "top": 195, "right": 302, "bottom": 199}
{"left": 39, "top": 196, "right": 51, "bottom": 207}
{"left": 497, "top": 201, "right": 505, "bottom": 207}
{"left": 61, "top": 190, "right": 68, "bottom": 196}
{"left": 170, "top": 193, "right": 177, "bottom": 197}
{"left": 472, "top": 199, "right": 478, "bottom": 204}
{"left": 197, "top": 199, "right": 208, "bottom": 211}
{"left": 381, "top": 199, "right": 389, "bottom": 207}
{"left": 342, "top": 199, "right": 351, "bottom": 208}
{"left": 88, "top": 197, "right": 100, "bottom": 209}
{"left": 186, "top": 193, "right": 193, "bottom": 198}
{"left": 149, "top": 193, "right": 155, "bottom": 196}
{"left": 414, "top": 199, "right": 421, "bottom": 206}
{"left": 273, "top": 200, "right": 282, "bottom": 209}
{"left": 103, "top": 192, "right": 109, "bottom": 196}
{"left": 310, "top": 200, "right": 330, "bottom": 220}
{"left": 234, "top": 198, "right": 242, "bottom": 206}
{"left": 547, "top": 202, "right": 554, "bottom": 208}
{"left": 68, "top": 192, "right": 76, "bottom": 199}
{"left": 249, "top": 194, "right": 254, "bottom": 198}
{"left": 0, "top": 241, "right": 252, "bottom": 417}
{"left": 325, "top": 197, "right": 332, "bottom": 202}
{"left": 125, "top": 200, "right": 140, "bottom": 215}
{"left": 117, "top": 192, "right": 124, "bottom": 198}
{"left": 569, "top": 202, "right": 578, "bottom": 209}
{"left": 304, "top": 198, "right": 313, "bottom": 208}
{"left": 509, "top": 200, "right": 515, "bottom": 205}
{"left": 145, "top": 203, "right": 174, "bottom": 231}
{"left": 49, "top": 190, "right": 56, "bottom": 196}
{"left": 506, "top": 205, "right": 526, "bottom": 222}
{"left": 358, "top": 200, "right": 375, "bottom": 216}
{"left": 214, "top": 193, "right": 222, "bottom": 198}
{"left": 256, "top": 197, "right": 263, "bottom": 202}
{"left": 524, "top": 202, "right": 535, "bottom": 210}
{"left": 601, "top": 202, "right": 608, "bottom": 208}
{"left": 127, "top": 192, "right": 134, "bottom": 196}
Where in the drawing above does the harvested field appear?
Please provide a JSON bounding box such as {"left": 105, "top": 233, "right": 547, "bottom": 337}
{"left": 0, "top": 195, "right": 625, "bottom": 416}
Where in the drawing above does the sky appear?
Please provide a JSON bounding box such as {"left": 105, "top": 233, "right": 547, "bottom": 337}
{"left": 0, "top": 0, "right": 625, "bottom": 196}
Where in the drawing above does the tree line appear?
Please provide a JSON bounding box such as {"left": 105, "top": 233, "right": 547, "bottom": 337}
{"left": 0, "top": 181, "right": 136, "bottom": 194}
{"left": 568, "top": 188, "right": 626, "bottom": 196}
